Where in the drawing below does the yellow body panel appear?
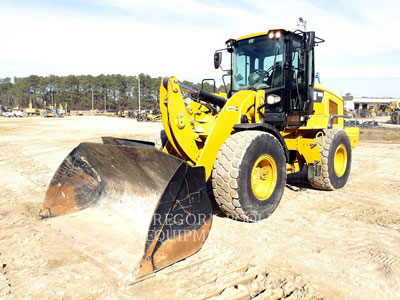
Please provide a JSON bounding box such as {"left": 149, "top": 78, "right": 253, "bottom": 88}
{"left": 345, "top": 127, "right": 359, "bottom": 149}
{"left": 197, "top": 90, "right": 262, "bottom": 178}
{"left": 285, "top": 137, "right": 321, "bottom": 165}
{"left": 301, "top": 83, "right": 344, "bottom": 129}
{"left": 236, "top": 32, "right": 268, "bottom": 41}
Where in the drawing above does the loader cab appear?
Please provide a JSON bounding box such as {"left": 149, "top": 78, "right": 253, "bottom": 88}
{"left": 215, "top": 29, "right": 323, "bottom": 128}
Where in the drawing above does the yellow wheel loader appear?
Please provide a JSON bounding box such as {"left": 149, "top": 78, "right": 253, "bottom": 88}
{"left": 39, "top": 29, "right": 359, "bottom": 282}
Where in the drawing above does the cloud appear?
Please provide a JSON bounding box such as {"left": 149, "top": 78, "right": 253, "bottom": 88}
{"left": 0, "top": 0, "right": 399, "bottom": 95}
{"left": 0, "top": 2, "right": 223, "bottom": 79}
{"left": 97, "top": 0, "right": 251, "bottom": 19}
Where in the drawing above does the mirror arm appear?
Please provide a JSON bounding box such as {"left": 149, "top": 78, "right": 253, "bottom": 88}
{"left": 222, "top": 73, "right": 230, "bottom": 94}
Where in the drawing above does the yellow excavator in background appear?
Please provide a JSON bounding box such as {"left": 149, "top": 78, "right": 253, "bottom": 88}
{"left": 39, "top": 29, "right": 359, "bottom": 282}
{"left": 24, "top": 100, "right": 41, "bottom": 117}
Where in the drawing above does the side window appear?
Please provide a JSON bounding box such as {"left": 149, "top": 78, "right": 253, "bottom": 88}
{"left": 235, "top": 54, "right": 248, "bottom": 85}
{"left": 307, "top": 49, "right": 314, "bottom": 86}
{"left": 290, "top": 39, "right": 307, "bottom": 112}
{"left": 291, "top": 40, "right": 305, "bottom": 84}
{"left": 254, "top": 57, "right": 259, "bottom": 69}
{"left": 263, "top": 52, "right": 284, "bottom": 88}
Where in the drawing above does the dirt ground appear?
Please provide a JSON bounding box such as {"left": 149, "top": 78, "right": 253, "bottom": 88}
{"left": 1, "top": 116, "right": 399, "bottom": 300}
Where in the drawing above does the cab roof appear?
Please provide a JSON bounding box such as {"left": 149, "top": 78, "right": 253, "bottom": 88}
{"left": 236, "top": 29, "right": 292, "bottom": 41}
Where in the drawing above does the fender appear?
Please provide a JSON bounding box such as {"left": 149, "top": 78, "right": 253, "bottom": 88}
{"left": 233, "top": 123, "right": 290, "bottom": 162}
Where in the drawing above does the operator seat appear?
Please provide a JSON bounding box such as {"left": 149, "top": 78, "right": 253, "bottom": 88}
{"left": 266, "top": 61, "right": 283, "bottom": 87}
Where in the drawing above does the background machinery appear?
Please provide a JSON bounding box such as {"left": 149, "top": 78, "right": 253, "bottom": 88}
{"left": 390, "top": 101, "right": 400, "bottom": 124}
{"left": 147, "top": 109, "right": 162, "bottom": 122}
{"left": 43, "top": 101, "right": 55, "bottom": 118}
{"left": 117, "top": 109, "right": 134, "bottom": 117}
{"left": 55, "top": 103, "right": 67, "bottom": 117}
{"left": 24, "top": 101, "right": 41, "bottom": 117}
{"left": 135, "top": 109, "right": 161, "bottom": 122}
{"left": 135, "top": 110, "right": 148, "bottom": 121}
{"left": 355, "top": 103, "right": 371, "bottom": 118}
{"left": 377, "top": 103, "right": 391, "bottom": 116}
{"left": 39, "top": 29, "right": 359, "bottom": 282}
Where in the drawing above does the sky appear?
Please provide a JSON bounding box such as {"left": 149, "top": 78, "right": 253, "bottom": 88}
{"left": 0, "top": 0, "right": 400, "bottom": 97}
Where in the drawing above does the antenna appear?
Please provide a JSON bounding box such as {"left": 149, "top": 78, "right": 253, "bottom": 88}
{"left": 297, "top": 17, "right": 307, "bottom": 31}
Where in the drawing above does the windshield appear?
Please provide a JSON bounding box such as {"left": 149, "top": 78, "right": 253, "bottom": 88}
{"left": 232, "top": 35, "right": 284, "bottom": 91}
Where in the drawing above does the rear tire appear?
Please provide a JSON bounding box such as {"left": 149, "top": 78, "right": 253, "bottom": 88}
{"left": 212, "top": 131, "right": 286, "bottom": 222}
{"left": 308, "top": 129, "right": 352, "bottom": 190}
{"left": 392, "top": 112, "right": 400, "bottom": 124}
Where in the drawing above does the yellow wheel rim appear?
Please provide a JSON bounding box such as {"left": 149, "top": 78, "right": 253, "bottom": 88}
{"left": 334, "top": 144, "right": 347, "bottom": 177}
{"left": 251, "top": 154, "right": 277, "bottom": 201}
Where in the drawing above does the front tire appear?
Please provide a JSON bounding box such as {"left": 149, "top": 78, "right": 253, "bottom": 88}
{"left": 308, "top": 129, "right": 352, "bottom": 190}
{"left": 212, "top": 131, "right": 286, "bottom": 222}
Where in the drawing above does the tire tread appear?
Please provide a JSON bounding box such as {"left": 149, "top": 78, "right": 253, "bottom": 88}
{"left": 308, "top": 128, "right": 344, "bottom": 191}
{"left": 212, "top": 131, "right": 285, "bottom": 221}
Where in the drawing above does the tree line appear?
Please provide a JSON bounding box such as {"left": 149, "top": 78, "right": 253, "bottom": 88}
{"left": 0, "top": 74, "right": 225, "bottom": 110}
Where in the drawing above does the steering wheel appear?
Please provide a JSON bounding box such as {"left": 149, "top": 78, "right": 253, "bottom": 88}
{"left": 248, "top": 69, "right": 273, "bottom": 91}
{"left": 248, "top": 69, "right": 269, "bottom": 85}
{"left": 256, "top": 69, "right": 267, "bottom": 75}
{"left": 253, "top": 69, "right": 269, "bottom": 78}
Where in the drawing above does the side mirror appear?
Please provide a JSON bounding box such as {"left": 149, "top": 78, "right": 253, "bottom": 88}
{"left": 214, "top": 52, "right": 222, "bottom": 69}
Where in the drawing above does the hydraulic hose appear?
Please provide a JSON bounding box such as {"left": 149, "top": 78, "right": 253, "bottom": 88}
{"left": 179, "top": 83, "right": 227, "bottom": 108}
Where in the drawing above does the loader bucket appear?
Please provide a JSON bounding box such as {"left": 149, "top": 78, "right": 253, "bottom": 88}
{"left": 39, "top": 142, "right": 212, "bottom": 281}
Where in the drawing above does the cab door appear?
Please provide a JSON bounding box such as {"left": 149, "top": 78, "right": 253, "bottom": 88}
{"left": 287, "top": 36, "right": 314, "bottom": 127}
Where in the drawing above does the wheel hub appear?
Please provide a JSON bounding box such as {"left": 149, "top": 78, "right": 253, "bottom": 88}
{"left": 334, "top": 144, "right": 347, "bottom": 177}
{"left": 251, "top": 154, "right": 277, "bottom": 201}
